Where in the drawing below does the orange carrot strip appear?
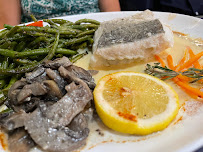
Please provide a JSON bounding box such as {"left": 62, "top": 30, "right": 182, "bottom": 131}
{"left": 176, "top": 74, "right": 190, "bottom": 82}
{"left": 167, "top": 55, "right": 175, "bottom": 70}
{"left": 173, "top": 77, "right": 203, "bottom": 98}
{"left": 186, "top": 47, "right": 203, "bottom": 83}
{"left": 187, "top": 46, "right": 202, "bottom": 69}
{"left": 174, "top": 50, "right": 187, "bottom": 71}
{"left": 154, "top": 55, "right": 166, "bottom": 67}
{"left": 178, "top": 51, "right": 203, "bottom": 71}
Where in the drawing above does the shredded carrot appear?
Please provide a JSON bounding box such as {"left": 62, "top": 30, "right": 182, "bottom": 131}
{"left": 177, "top": 51, "right": 203, "bottom": 71}
{"left": 167, "top": 55, "right": 175, "bottom": 70}
{"left": 154, "top": 51, "right": 203, "bottom": 99}
{"left": 176, "top": 74, "right": 190, "bottom": 82}
{"left": 173, "top": 77, "right": 203, "bottom": 98}
{"left": 187, "top": 46, "right": 202, "bottom": 69}
{"left": 174, "top": 49, "right": 187, "bottom": 71}
{"left": 154, "top": 55, "right": 165, "bottom": 67}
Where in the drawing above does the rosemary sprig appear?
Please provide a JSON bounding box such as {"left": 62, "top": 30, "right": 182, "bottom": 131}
{"left": 145, "top": 63, "right": 203, "bottom": 83}
{"left": 182, "top": 68, "right": 203, "bottom": 83}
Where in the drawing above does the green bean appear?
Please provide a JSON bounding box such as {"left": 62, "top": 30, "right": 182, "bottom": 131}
{"left": 44, "top": 32, "right": 60, "bottom": 60}
{"left": 88, "top": 37, "right": 94, "bottom": 44}
{"left": 0, "top": 47, "right": 77, "bottom": 58}
{"left": 0, "top": 41, "right": 12, "bottom": 49}
{"left": 16, "top": 41, "right": 27, "bottom": 52}
{"left": 30, "top": 14, "right": 38, "bottom": 22}
{"left": 27, "top": 37, "right": 47, "bottom": 48}
{"left": 71, "top": 42, "right": 87, "bottom": 50}
{"left": 0, "top": 61, "right": 41, "bottom": 75}
{"left": 14, "top": 59, "right": 37, "bottom": 65}
{"left": 0, "top": 80, "right": 7, "bottom": 88}
{"left": 25, "top": 31, "right": 54, "bottom": 37}
{"left": 17, "top": 26, "right": 76, "bottom": 35}
{"left": 3, "top": 75, "right": 19, "bottom": 94}
{"left": 56, "top": 48, "right": 77, "bottom": 55}
{"left": 59, "top": 26, "right": 82, "bottom": 34}
{"left": 76, "top": 29, "right": 96, "bottom": 37}
{"left": 0, "top": 34, "right": 59, "bottom": 75}
{"left": 58, "top": 35, "right": 91, "bottom": 48}
{"left": 0, "top": 49, "right": 17, "bottom": 58}
{"left": 8, "top": 63, "right": 16, "bottom": 68}
{"left": 69, "top": 24, "right": 98, "bottom": 30}
{"left": 0, "top": 91, "right": 7, "bottom": 105}
{"left": 3, "top": 26, "right": 19, "bottom": 38}
{"left": 0, "top": 16, "right": 99, "bottom": 77}
{"left": 0, "top": 33, "right": 25, "bottom": 44}
{"left": 68, "top": 25, "right": 86, "bottom": 30}
{"left": 51, "top": 19, "right": 74, "bottom": 25}
{"left": 55, "top": 54, "right": 63, "bottom": 58}
{"left": 81, "top": 24, "right": 99, "bottom": 29}
{"left": 43, "top": 19, "right": 58, "bottom": 26}
{"left": 9, "top": 41, "right": 18, "bottom": 50}
{"left": 75, "top": 19, "right": 100, "bottom": 25}
{"left": 77, "top": 42, "right": 87, "bottom": 49}
{"left": 0, "top": 75, "right": 8, "bottom": 79}
{"left": 70, "top": 53, "right": 87, "bottom": 63}
{"left": 0, "top": 30, "right": 9, "bottom": 39}
{"left": 3, "top": 24, "right": 13, "bottom": 30}
{"left": 2, "top": 57, "right": 9, "bottom": 69}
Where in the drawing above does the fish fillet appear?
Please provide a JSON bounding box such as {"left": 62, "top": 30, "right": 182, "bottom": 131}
{"left": 90, "top": 10, "right": 174, "bottom": 68}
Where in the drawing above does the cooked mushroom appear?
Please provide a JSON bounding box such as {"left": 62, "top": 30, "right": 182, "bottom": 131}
{"left": 0, "top": 110, "right": 27, "bottom": 131}
{"left": 43, "top": 80, "right": 63, "bottom": 100}
{"left": 8, "top": 79, "right": 27, "bottom": 105}
{"left": 17, "top": 82, "right": 47, "bottom": 103}
{"left": 24, "top": 82, "right": 92, "bottom": 152}
{"left": 66, "top": 65, "right": 96, "bottom": 89}
{"left": 3, "top": 57, "right": 95, "bottom": 152}
{"left": 25, "top": 66, "right": 47, "bottom": 83}
{"left": 45, "top": 68, "right": 67, "bottom": 94}
{"left": 44, "top": 56, "right": 72, "bottom": 69}
{"left": 8, "top": 128, "right": 35, "bottom": 152}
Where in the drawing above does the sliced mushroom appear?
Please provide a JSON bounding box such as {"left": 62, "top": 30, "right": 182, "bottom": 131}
{"left": 25, "top": 66, "right": 47, "bottom": 83}
{"left": 4, "top": 57, "right": 95, "bottom": 152}
{"left": 8, "top": 128, "right": 35, "bottom": 152}
{"left": 8, "top": 79, "right": 27, "bottom": 105}
{"left": 64, "top": 65, "right": 96, "bottom": 89}
{"left": 44, "top": 81, "right": 92, "bottom": 127}
{"left": 16, "top": 89, "right": 32, "bottom": 104}
{"left": 22, "top": 97, "right": 41, "bottom": 113}
{"left": 45, "top": 68, "right": 67, "bottom": 94}
{"left": 43, "top": 80, "right": 63, "bottom": 100}
{"left": 17, "top": 82, "right": 47, "bottom": 103}
{"left": 44, "top": 56, "right": 72, "bottom": 69}
{"left": 24, "top": 81, "right": 92, "bottom": 152}
{"left": 0, "top": 110, "right": 27, "bottom": 131}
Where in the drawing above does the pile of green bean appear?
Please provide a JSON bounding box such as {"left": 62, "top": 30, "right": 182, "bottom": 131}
{"left": 0, "top": 17, "right": 100, "bottom": 105}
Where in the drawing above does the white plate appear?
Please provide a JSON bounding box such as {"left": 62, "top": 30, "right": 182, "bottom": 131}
{"left": 1, "top": 11, "right": 203, "bottom": 152}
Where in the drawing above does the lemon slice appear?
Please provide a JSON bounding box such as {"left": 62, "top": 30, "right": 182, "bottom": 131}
{"left": 93, "top": 72, "right": 179, "bottom": 135}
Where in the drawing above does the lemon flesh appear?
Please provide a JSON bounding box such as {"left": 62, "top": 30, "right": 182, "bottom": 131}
{"left": 94, "top": 72, "right": 179, "bottom": 135}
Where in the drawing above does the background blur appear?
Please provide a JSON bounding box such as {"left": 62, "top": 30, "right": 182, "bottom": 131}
{"left": 119, "top": 0, "right": 203, "bottom": 17}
